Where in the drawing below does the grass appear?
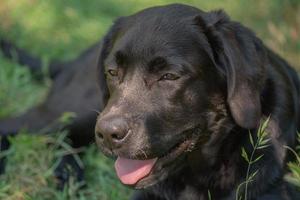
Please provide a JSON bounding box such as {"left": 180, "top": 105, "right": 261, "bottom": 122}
{"left": 0, "top": 133, "right": 132, "bottom": 200}
{"left": 0, "top": 55, "right": 46, "bottom": 118}
{"left": 236, "top": 118, "right": 271, "bottom": 200}
{"left": 0, "top": 0, "right": 299, "bottom": 199}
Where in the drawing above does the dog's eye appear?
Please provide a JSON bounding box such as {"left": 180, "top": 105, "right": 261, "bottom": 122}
{"left": 160, "top": 73, "right": 179, "bottom": 81}
{"left": 108, "top": 69, "right": 118, "bottom": 77}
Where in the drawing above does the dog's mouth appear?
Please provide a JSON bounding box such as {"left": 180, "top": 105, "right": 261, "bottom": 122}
{"left": 114, "top": 131, "right": 201, "bottom": 188}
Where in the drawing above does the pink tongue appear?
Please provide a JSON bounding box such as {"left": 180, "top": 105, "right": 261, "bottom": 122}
{"left": 115, "top": 157, "right": 157, "bottom": 185}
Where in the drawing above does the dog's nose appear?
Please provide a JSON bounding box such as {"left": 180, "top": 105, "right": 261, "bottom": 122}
{"left": 96, "top": 117, "right": 129, "bottom": 148}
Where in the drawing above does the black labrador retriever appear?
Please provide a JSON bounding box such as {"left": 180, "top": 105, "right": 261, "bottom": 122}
{"left": 0, "top": 3, "right": 299, "bottom": 199}
{"left": 94, "top": 4, "right": 300, "bottom": 200}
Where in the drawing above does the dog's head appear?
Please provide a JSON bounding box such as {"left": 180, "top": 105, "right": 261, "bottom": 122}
{"left": 95, "top": 4, "right": 266, "bottom": 189}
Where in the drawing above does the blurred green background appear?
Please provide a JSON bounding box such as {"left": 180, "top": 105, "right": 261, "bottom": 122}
{"left": 0, "top": 0, "right": 299, "bottom": 199}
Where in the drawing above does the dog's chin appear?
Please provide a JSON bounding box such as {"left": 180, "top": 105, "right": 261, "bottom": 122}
{"left": 130, "top": 133, "right": 200, "bottom": 189}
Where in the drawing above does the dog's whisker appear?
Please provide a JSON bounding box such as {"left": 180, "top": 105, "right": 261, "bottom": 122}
{"left": 137, "top": 149, "right": 148, "bottom": 159}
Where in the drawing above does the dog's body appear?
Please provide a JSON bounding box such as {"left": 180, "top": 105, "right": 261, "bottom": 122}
{"left": 0, "top": 3, "right": 299, "bottom": 199}
{"left": 0, "top": 40, "right": 106, "bottom": 185}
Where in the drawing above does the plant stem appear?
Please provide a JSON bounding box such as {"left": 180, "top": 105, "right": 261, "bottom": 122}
{"left": 244, "top": 141, "right": 258, "bottom": 200}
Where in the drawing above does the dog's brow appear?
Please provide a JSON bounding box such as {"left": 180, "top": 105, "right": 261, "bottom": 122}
{"left": 104, "top": 55, "right": 117, "bottom": 70}
{"left": 115, "top": 50, "right": 127, "bottom": 66}
{"left": 147, "top": 56, "right": 167, "bottom": 72}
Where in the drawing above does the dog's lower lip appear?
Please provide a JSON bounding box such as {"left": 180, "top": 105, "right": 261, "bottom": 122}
{"left": 158, "top": 136, "right": 196, "bottom": 163}
{"left": 131, "top": 133, "right": 199, "bottom": 186}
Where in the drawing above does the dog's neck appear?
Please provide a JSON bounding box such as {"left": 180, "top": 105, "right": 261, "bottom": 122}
{"left": 189, "top": 126, "right": 245, "bottom": 180}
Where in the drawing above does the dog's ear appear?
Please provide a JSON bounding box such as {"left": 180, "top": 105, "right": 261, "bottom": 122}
{"left": 96, "top": 18, "right": 125, "bottom": 107}
{"left": 194, "top": 10, "right": 266, "bottom": 129}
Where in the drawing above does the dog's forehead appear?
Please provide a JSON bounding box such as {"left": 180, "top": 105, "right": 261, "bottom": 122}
{"left": 105, "top": 23, "right": 204, "bottom": 71}
{"left": 104, "top": 5, "right": 211, "bottom": 72}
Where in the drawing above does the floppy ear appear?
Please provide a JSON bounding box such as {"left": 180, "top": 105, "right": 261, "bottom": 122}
{"left": 96, "top": 18, "right": 125, "bottom": 107}
{"left": 194, "top": 10, "right": 266, "bottom": 129}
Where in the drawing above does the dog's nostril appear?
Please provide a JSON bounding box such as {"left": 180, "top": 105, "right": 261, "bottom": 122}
{"left": 111, "top": 133, "right": 125, "bottom": 140}
{"left": 96, "top": 131, "right": 104, "bottom": 139}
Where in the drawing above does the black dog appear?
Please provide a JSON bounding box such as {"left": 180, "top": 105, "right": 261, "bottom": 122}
{"left": 95, "top": 4, "right": 300, "bottom": 199}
